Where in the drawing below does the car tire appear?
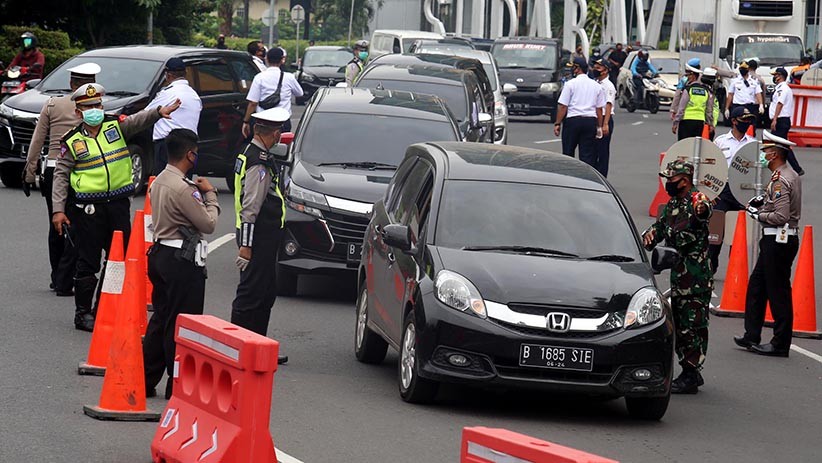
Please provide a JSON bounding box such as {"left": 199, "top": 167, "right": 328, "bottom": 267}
{"left": 398, "top": 311, "right": 438, "bottom": 404}
{"left": 276, "top": 261, "right": 299, "bottom": 297}
{"left": 130, "top": 144, "right": 149, "bottom": 194}
{"left": 354, "top": 285, "right": 388, "bottom": 364}
{"left": 0, "top": 163, "right": 23, "bottom": 188}
{"left": 625, "top": 393, "right": 670, "bottom": 421}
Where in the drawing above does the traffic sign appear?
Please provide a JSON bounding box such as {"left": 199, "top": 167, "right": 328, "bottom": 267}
{"left": 661, "top": 137, "right": 728, "bottom": 200}
{"left": 291, "top": 5, "right": 305, "bottom": 23}
{"left": 728, "top": 141, "right": 761, "bottom": 205}
{"left": 261, "top": 8, "right": 278, "bottom": 27}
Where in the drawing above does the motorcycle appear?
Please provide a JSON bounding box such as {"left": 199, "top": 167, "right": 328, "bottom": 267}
{"left": 622, "top": 71, "right": 662, "bottom": 114}
{"left": 1, "top": 64, "right": 30, "bottom": 103}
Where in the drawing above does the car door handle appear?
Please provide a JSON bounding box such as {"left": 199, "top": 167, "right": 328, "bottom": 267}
{"left": 374, "top": 224, "right": 382, "bottom": 241}
{"left": 387, "top": 252, "right": 395, "bottom": 263}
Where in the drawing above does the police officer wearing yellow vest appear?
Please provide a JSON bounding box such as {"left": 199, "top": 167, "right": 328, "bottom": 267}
{"left": 345, "top": 40, "right": 369, "bottom": 86}
{"left": 672, "top": 63, "right": 716, "bottom": 140}
{"left": 232, "top": 107, "right": 288, "bottom": 364}
{"left": 51, "top": 83, "right": 181, "bottom": 331}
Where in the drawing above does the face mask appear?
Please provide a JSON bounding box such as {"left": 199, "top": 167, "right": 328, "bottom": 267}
{"left": 759, "top": 150, "right": 772, "bottom": 168}
{"left": 23, "top": 38, "right": 32, "bottom": 48}
{"left": 82, "top": 108, "right": 104, "bottom": 126}
{"left": 773, "top": 77, "right": 780, "bottom": 85}
{"left": 358, "top": 51, "right": 368, "bottom": 61}
{"left": 736, "top": 121, "right": 752, "bottom": 134}
{"left": 740, "top": 69, "right": 749, "bottom": 76}
{"left": 665, "top": 180, "right": 683, "bottom": 197}
{"left": 588, "top": 70, "right": 598, "bottom": 79}
{"left": 188, "top": 151, "right": 199, "bottom": 171}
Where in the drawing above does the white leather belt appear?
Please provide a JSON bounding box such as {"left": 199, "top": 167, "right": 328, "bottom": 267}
{"left": 764, "top": 227, "right": 798, "bottom": 236}
{"left": 157, "top": 239, "right": 184, "bottom": 248}
{"left": 45, "top": 159, "right": 57, "bottom": 168}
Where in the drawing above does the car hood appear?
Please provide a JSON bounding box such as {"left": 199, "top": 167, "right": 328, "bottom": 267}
{"left": 497, "top": 68, "right": 558, "bottom": 87}
{"left": 435, "top": 247, "right": 654, "bottom": 311}
{"left": 4, "top": 89, "right": 145, "bottom": 115}
{"left": 301, "top": 66, "right": 345, "bottom": 79}
{"left": 289, "top": 160, "right": 394, "bottom": 204}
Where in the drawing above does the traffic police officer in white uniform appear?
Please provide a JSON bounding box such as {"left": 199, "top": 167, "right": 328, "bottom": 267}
{"left": 769, "top": 67, "right": 803, "bottom": 175}
{"left": 592, "top": 58, "right": 615, "bottom": 177}
{"left": 553, "top": 57, "right": 605, "bottom": 170}
{"left": 723, "top": 61, "right": 764, "bottom": 125}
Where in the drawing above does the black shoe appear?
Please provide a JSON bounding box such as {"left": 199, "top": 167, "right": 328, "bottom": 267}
{"left": 797, "top": 168, "right": 805, "bottom": 176}
{"left": 146, "top": 388, "right": 157, "bottom": 398}
{"left": 74, "top": 313, "right": 95, "bottom": 332}
{"left": 671, "top": 369, "right": 699, "bottom": 394}
{"left": 278, "top": 355, "right": 289, "bottom": 365}
{"left": 734, "top": 335, "right": 758, "bottom": 350}
{"left": 750, "top": 343, "right": 790, "bottom": 358}
{"left": 696, "top": 370, "right": 705, "bottom": 387}
{"left": 55, "top": 289, "right": 74, "bottom": 297}
{"left": 49, "top": 282, "right": 55, "bottom": 291}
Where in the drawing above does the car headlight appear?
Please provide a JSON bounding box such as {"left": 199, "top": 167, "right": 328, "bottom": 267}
{"left": 0, "top": 103, "right": 12, "bottom": 118}
{"left": 301, "top": 72, "right": 316, "bottom": 83}
{"left": 625, "top": 287, "right": 665, "bottom": 328}
{"left": 494, "top": 100, "right": 506, "bottom": 118}
{"left": 434, "top": 270, "right": 486, "bottom": 318}
{"left": 286, "top": 182, "right": 327, "bottom": 218}
{"left": 538, "top": 82, "right": 560, "bottom": 94}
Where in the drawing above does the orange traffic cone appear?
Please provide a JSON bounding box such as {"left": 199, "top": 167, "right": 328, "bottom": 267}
{"left": 746, "top": 123, "right": 755, "bottom": 138}
{"left": 713, "top": 212, "right": 748, "bottom": 317}
{"left": 648, "top": 152, "right": 668, "bottom": 217}
{"left": 701, "top": 124, "right": 711, "bottom": 140}
{"left": 126, "top": 210, "right": 148, "bottom": 335}
{"left": 78, "top": 231, "right": 125, "bottom": 376}
{"left": 83, "top": 258, "right": 160, "bottom": 422}
{"left": 791, "top": 226, "right": 822, "bottom": 339}
{"left": 144, "top": 176, "right": 155, "bottom": 311}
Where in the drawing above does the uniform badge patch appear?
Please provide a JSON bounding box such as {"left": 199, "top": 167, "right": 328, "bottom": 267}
{"left": 72, "top": 139, "right": 89, "bottom": 156}
{"left": 104, "top": 127, "right": 121, "bottom": 143}
{"left": 192, "top": 190, "right": 203, "bottom": 202}
{"left": 259, "top": 169, "right": 266, "bottom": 181}
{"left": 774, "top": 183, "right": 782, "bottom": 198}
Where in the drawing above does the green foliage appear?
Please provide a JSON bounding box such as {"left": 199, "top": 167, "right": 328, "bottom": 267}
{"left": 191, "top": 31, "right": 349, "bottom": 69}
{"left": 3, "top": 25, "right": 70, "bottom": 50}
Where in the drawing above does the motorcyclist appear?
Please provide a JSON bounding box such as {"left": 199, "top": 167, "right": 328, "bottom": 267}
{"left": 630, "top": 50, "right": 659, "bottom": 107}
{"left": 4, "top": 32, "right": 45, "bottom": 81}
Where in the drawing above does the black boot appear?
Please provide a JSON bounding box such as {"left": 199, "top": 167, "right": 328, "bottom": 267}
{"left": 74, "top": 276, "right": 97, "bottom": 332}
{"left": 671, "top": 368, "right": 700, "bottom": 394}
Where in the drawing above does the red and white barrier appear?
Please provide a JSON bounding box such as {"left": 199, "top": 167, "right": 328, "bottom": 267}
{"left": 788, "top": 84, "right": 822, "bottom": 148}
{"left": 461, "top": 427, "right": 619, "bottom": 463}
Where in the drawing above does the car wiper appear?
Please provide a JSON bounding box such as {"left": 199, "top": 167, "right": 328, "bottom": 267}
{"left": 500, "top": 65, "right": 526, "bottom": 69}
{"left": 43, "top": 88, "right": 71, "bottom": 93}
{"left": 106, "top": 91, "right": 139, "bottom": 97}
{"left": 461, "top": 246, "right": 579, "bottom": 258}
{"left": 316, "top": 161, "right": 397, "bottom": 170}
{"left": 587, "top": 254, "right": 635, "bottom": 262}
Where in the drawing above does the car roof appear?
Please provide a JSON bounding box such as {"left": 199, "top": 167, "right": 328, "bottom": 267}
{"left": 370, "top": 53, "right": 484, "bottom": 69}
{"left": 305, "top": 45, "right": 351, "bottom": 51}
{"left": 78, "top": 45, "right": 249, "bottom": 61}
{"left": 359, "top": 63, "right": 471, "bottom": 86}
{"left": 313, "top": 87, "right": 454, "bottom": 121}
{"left": 423, "top": 142, "right": 609, "bottom": 191}
{"left": 493, "top": 36, "right": 560, "bottom": 44}
{"left": 372, "top": 30, "right": 444, "bottom": 39}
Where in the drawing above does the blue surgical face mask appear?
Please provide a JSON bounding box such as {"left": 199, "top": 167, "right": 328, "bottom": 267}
{"left": 22, "top": 38, "right": 33, "bottom": 48}
{"left": 358, "top": 51, "right": 368, "bottom": 61}
{"left": 759, "top": 150, "right": 771, "bottom": 167}
{"left": 82, "top": 108, "right": 104, "bottom": 127}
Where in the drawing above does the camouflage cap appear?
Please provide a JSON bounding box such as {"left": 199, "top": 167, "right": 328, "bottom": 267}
{"left": 659, "top": 160, "right": 694, "bottom": 178}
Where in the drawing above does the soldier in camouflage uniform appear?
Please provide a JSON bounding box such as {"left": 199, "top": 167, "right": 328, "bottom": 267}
{"left": 643, "top": 160, "right": 713, "bottom": 394}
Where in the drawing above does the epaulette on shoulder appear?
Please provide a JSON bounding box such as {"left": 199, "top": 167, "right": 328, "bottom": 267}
{"left": 60, "top": 124, "right": 83, "bottom": 143}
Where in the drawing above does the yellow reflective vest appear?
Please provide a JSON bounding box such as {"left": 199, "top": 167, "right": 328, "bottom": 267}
{"left": 62, "top": 118, "right": 133, "bottom": 202}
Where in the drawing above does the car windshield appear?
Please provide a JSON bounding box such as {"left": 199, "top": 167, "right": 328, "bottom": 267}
{"left": 734, "top": 35, "right": 803, "bottom": 66}
{"left": 357, "top": 78, "right": 469, "bottom": 121}
{"left": 436, "top": 181, "right": 641, "bottom": 260}
{"left": 298, "top": 113, "right": 457, "bottom": 166}
{"left": 492, "top": 43, "right": 557, "bottom": 69}
{"left": 303, "top": 50, "right": 352, "bottom": 67}
{"left": 38, "top": 56, "right": 163, "bottom": 94}
{"left": 651, "top": 58, "right": 679, "bottom": 73}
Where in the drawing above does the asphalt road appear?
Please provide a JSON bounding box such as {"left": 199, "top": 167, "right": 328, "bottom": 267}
{"left": 1, "top": 106, "right": 821, "bottom": 462}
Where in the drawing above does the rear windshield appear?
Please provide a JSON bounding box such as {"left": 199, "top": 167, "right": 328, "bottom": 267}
{"left": 38, "top": 56, "right": 163, "bottom": 95}
{"left": 357, "top": 78, "right": 469, "bottom": 121}
{"left": 492, "top": 43, "right": 557, "bottom": 70}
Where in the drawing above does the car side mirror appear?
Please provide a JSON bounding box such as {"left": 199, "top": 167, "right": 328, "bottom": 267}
{"left": 719, "top": 47, "right": 728, "bottom": 60}
{"left": 382, "top": 223, "right": 414, "bottom": 253}
{"left": 26, "top": 78, "right": 41, "bottom": 89}
{"left": 269, "top": 142, "right": 293, "bottom": 165}
{"left": 478, "top": 112, "right": 493, "bottom": 125}
{"left": 335, "top": 82, "right": 348, "bottom": 88}
{"left": 279, "top": 132, "right": 295, "bottom": 145}
{"left": 502, "top": 83, "right": 518, "bottom": 94}
{"left": 651, "top": 246, "right": 679, "bottom": 274}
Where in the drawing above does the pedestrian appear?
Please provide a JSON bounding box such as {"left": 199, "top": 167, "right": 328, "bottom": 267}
{"left": 345, "top": 40, "right": 369, "bottom": 86}
{"left": 51, "top": 84, "right": 180, "bottom": 332}
{"left": 671, "top": 58, "right": 701, "bottom": 120}
{"left": 242, "top": 47, "right": 303, "bottom": 138}
{"left": 723, "top": 61, "right": 764, "bottom": 129}
{"left": 709, "top": 107, "right": 757, "bottom": 273}
{"left": 22, "top": 63, "right": 100, "bottom": 297}
{"left": 673, "top": 63, "right": 716, "bottom": 140}
{"left": 308, "top": 40, "right": 315, "bottom": 47}
{"left": 553, "top": 57, "right": 605, "bottom": 170}
{"left": 232, "top": 108, "right": 290, "bottom": 364}
{"left": 643, "top": 160, "right": 713, "bottom": 394}
{"left": 592, "top": 58, "right": 615, "bottom": 177}
{"left": 769, "top": 67, "right": 804, "bottom": 175}
{"left": 143, "top": 128, "right": 220, "bottom": 399}
{"left": 588, "top": 46, "right": 602, "bottom": 69}
{"left": 734, "top": 131, "right": 802, "bottom": 358}
{"left": 248, "top": 40, "right": 266, "bottom": 72}
{"left": 572, "top": 45, "right": 585, "bottom": 60}
{"left": 146, "top": 57, "right": 202, "bottom": 175}
{"left": 607, "top": 43, "right": 627, "bottom": 85}
{"left": 216, "top": 33, "right": 227, "bottom": 49}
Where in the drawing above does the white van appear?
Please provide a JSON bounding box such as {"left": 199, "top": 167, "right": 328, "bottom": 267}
{"left": 369, "top": 30, "right": 445, "bottom": 58}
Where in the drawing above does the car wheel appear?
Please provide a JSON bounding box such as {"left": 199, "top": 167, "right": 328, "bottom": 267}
{"left": 354, "top": 285, "right": 388, "bottom": 364}
{"left": 0, "top": 163, "right": 23, "bottom": 188}
{"left": 398, "top": 311, "right": 438, "bottom": 403}
{"left": 130, "top": 144, "right": 148, "bottom": 194}
{"left": 625, "top": 393, "right": 670, "bottom": 421}
{"left": 276, "top": 261, "right": 299, "bottom": 297}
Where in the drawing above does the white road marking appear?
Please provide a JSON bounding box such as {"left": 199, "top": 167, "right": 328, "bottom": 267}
{"left": 791, "top": 345, "right": 822, "bottom": 364}
{"left": 277, "top": 448, "right": 305, "bottom": 463}
{"left": 643, "top": 114, "right": 649, "bottom": 118}
{"left": 632, "top": 121, "right": 644, "bottom": 126}
{"left": 534, "top": 139, "right": 562, "bottom": 144}
{"left": 209, "top": 233, "right": 234, "bottom": 251}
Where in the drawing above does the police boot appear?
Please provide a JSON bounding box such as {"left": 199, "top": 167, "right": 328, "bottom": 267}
{"left": 73, "top": 276, "right": 97, "bottom": 332}
{"left": 671, "top": 368, "right": 700, "bottom": 394}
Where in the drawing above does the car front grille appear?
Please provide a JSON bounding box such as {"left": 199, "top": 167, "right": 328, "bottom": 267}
{"left": 495, "top": 320, "right": 613, "bottom": 339}
{"left": 514, "top": 85, "right": 539, "bottom": 93}
{"left": 323, "top": 210, "right": 369, "bottom": 258}
{"left": 10, "top": 119, "right": 36, "bottom": 146}
{"left": 508, "top": 303, "right": 607, "bottom": 319}
{"left": 495, "top": 365, "right": 614, "bottom": 384}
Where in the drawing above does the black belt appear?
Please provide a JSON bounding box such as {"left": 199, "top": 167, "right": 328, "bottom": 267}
{"left": 566, "top": 116, "right": 597, "bottom": 120}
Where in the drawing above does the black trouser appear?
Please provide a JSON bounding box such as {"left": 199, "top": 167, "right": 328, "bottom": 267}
{"left": 708, "top": 185, "right": 744, "bottom": 274}
{"left": 153, "top": 138, "right": 168, "bottom": 176}
{"left": 73, "top": 198, "right": 131, "bottom": 314}
{"left": 632, "top": 76, "right": 644, "bottom": 105}
{"left": 41, "top": 167, "right": 77, "bottom": 292}
{"left": 744, "top": 234, "right": 799, "bottom": 348}
{"left": 144, "top": 244, "right": 206, "bottom": 399}
{"left": 561, "top": 116, "right": 598, "bottom": 168}
{"left": 772, "top": 117, "right": 803, "bottom": 174}
{"left": 677, "top": 119, "right": 705, "bottom": 140}
{"left": 231, "top": 224, "right": 283, "bottom": 336}
{"left": 593, "top": 116, "right": 614, "bottom": 177}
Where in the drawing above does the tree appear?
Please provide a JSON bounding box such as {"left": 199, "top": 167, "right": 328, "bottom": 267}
{"left": 312, "top": 0, "right": 380, "bottom": 41}
{"left": 217, "top": 0, "right": 235, "bottom": 36}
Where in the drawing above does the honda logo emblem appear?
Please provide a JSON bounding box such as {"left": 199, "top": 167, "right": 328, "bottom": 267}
{"left": 546, "top": 312, "right": 570, "bottom": 333}
{"left": 516, "top": 78, "right": 524, "bottom": 83}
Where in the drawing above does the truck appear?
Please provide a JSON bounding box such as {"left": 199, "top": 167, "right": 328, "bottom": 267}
{"left": 679, "top": 0, "right": 807, "bottom": 124}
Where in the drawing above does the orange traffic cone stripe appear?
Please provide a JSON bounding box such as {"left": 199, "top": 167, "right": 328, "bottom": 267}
{"left": 714, "top": 212, "right": 748, "bottom": 317}
{"left": 648, "top": 152, "right": 668, "bottom": 217}
{"left": 126, "top": 210, "right": 148, "bottom": 335}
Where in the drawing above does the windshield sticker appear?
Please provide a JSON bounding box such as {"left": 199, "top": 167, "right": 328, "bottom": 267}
{"left": 502, "top": 43, "right": 547, "bottom": 51}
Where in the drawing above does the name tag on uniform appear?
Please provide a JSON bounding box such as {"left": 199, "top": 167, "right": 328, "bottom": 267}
{"left": 104, "top": 127, "right": 121, "bottom": 143}
{"left": 777, "top": 224, "right": 789, "bottom": 244}
{"left": 72, "top": 139, "right": 89, "bottom": 156}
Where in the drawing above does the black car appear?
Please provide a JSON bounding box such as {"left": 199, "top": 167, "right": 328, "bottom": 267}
{"left": 0, "top": 46, "right": 258, "bottom": 191}
{"left": 491, "top": 37, "right": 562, "bottom": 119}
{"left": 275, "top": 87, "right": 461, "bottom": 295}
{"left": 295, "top": 46, "right": 352, "bottom": 104}
{"left": 355, "top": 62, "right": 493, "bottom": 143}
{"left": 355, "top": 142, "right": 676, "bottom": 420}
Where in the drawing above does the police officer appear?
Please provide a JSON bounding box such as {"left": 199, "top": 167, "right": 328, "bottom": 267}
{"left": 147, "top": 57, "right": 202, "bottom": 174}
{"left": 723, "top": 61, "right": 764, "bottom": 126}
{"left": 22, "top": 62, "right": 100, "bottom": 296}
{"left": 643, "top": 160, "right": 713, "bottom": 394}
{"left": 232, "top": 107, "right": 289, "bottom": 364}
{"left": 734, "top": 131, "right": 802, "bottom": 357}
{"left": 51, "top": 83, "right": 180, "bottom": 331}
{"left": 345, "top": 40, "right": 369, "bottom": 86}
{"left": 769, "top": 67, "right": 804, "bottom": 175}
{"left": 592, "top": 58, "right": 615, "bottom": 177}
{"left": 143, "top": 128, "right": 220, "bottom": 399}
{"left": 553, "top": 57, "right": 605, "bottom": 169}
{"left": 673, "top": 63, "right": 716, "bottom": 140}
{"left": 671, "top": 58, "right": 701, "bottom": 120}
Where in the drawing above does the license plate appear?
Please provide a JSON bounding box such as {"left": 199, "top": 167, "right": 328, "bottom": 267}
{"left": 519, "top": 344, "right": 594, "bottom": 371}
{"left": 346, "top": 243, "right": 362, "bottom": 263}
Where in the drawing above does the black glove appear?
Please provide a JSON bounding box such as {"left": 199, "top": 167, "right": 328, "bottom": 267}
{"left": 21, "top": 171, "right": 32, "bottom": 197}
{"left": 746, "top": 206, "right": 760, "bottom": 221}
{"left": 748, "top": 194, "right": 765, "bottom": 208}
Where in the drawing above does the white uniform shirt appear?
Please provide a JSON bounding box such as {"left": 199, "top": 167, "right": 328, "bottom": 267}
{"left": 728, "top": 75, "right": 762, "bottom": 105}
{"left": 714, "top": 131, "right": 757, "bottom": 166}
{"left": 769, "top": 81, "right": 794, "bottom": 122}
{"left": 145, "top": 79, "right": 202, "bottom": 141}
{"left": 597, "top": 77, "right": 616, "bottom": 116}
{"left": 252, "top": 55, "right": 266, "bottom": 72}
{"left": 557, "top": 74, "right": 605, "bottom": 118}
{"left": 247, "top": 66, "right": 304, "bottom": 115}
